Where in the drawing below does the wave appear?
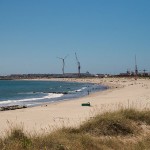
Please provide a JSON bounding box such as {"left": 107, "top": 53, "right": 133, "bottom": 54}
{"left": 0, "top": 100, "right": 12, "bottom": 104}
{"left": 76, "top": 87, "right": 87, "bottom": 92}
{"left": 69, "top": 87, "right": 87, "bottom": 93}
{"left": 0, "top": 93, "right": 63, "bottom": 105}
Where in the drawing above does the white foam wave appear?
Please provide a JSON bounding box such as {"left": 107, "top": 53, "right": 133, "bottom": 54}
{"left": 69, "top": 87, "right": 87, "bottom": 92}
{"left": 77, "top": 87, "right": 87, "bottom": 92}
{"left": 0, "top": 93, "right": 63, "bottom": 105}
{"left": 44, "top": 93, "right": 63, "bottom": 99}
{"left": 0, "top": 100, "right": 12, "bottom": 104}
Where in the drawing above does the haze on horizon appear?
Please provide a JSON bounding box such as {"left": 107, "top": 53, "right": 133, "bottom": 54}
{"left": 0, "top": 0, "right": 150, "bottom": 75}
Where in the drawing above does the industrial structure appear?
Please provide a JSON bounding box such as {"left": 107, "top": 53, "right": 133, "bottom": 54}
{"left": 57, "top": 55, "right": 68, "bottom": 75}
{"left": 75, "top": 52, "right": 81, "bottom": 77}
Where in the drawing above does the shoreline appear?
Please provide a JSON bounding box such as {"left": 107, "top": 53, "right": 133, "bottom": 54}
{"left": 0, "top": 79, "right": 108, "bottom": 108}
{"left": 0, "top": 77, "right": 150, "bottom": 136}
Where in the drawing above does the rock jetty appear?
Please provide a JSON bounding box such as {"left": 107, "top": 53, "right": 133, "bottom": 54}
{"left": 0, "top": 105, "right": 27, "bottom": 111}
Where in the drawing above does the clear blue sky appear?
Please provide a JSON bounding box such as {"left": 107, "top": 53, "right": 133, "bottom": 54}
{"left": 0, "top": 0, "right": 150, "bottom": 75}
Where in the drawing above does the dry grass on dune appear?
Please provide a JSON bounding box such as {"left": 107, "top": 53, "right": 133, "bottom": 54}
{"left": 1, "top": 109, "right": 150, "bottom": 150}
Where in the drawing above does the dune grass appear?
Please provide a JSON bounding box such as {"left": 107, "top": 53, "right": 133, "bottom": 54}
{"left": 1, "top": 108, "right": 150, "bottom": 150}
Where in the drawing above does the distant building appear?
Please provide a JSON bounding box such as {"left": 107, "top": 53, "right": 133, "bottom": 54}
{"left": 95, "top": 74, "right": 105, "bottom": 78}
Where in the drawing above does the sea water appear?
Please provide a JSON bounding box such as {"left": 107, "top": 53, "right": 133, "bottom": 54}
{"left": 0, "top": 80, "right": 107, "bottom": 107}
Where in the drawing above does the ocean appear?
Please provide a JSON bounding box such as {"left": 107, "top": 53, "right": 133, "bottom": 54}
{"left": 0, "top": 80, "right": 107, "bottom": 107}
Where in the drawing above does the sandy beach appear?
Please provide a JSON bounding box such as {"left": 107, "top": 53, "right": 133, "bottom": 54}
{"left": 0, "top": 77, "right": 150, "bottom": 136}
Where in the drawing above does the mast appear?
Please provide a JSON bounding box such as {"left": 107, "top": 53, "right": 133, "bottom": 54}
{"left": 75, "top": 52, "right": 81, "bottom": 77}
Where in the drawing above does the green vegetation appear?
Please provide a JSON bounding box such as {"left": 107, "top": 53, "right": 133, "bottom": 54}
{"left": 1, "top": 109, "right": 150, "bottom": 150}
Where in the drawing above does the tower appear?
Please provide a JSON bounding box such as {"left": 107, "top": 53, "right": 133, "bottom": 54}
{"left": 75, "top": 52, "right": 81, "bottom": 77}
{"left": 57, "top": 55, "right": 68, "bottom": 75}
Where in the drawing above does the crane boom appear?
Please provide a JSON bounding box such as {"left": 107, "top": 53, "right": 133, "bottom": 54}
{"left": 75, "top": 52, "right": 81, "bottom": 76}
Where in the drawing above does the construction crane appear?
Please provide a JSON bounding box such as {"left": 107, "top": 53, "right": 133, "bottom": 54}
{"left": 57, "top": 55, "right": 68, "bottom": 75}
{"left": 139, "top": 69, "right": 148, "bottom": 76}
{"left": 143, "top": 69, "right": 147, "bottom": 74}
{"left": 75, "top": 52, "right": 81, "bottom": 76}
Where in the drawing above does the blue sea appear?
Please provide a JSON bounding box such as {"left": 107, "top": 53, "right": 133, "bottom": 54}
{"left": 0, "top": 80, "right": 107, "bottom": 107}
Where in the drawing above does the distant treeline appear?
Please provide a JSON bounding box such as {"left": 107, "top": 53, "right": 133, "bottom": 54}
{"left": 0, "top": 73, "right": 149, "bottom": 80}
{"left": 0, "top": 73, "right": 95, "bottom": 80}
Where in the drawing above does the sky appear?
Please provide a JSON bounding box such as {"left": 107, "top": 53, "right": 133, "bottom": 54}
{"left": 0, "top": 0, "right": 150, "bottom": 75}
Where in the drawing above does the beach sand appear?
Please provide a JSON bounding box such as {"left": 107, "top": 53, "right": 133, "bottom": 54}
{"left": 0, "top": 77, "right": 150, "bottom": 136}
